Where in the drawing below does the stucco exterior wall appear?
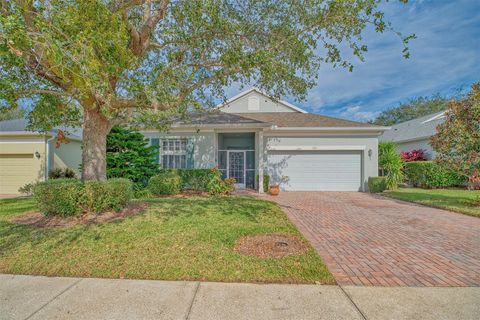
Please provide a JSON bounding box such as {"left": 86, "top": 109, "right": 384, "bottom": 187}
{"left": 52, "top": 139, "right": 83, "bottom": 176}
{"left": 263, "top": 134, "right": 379, "bottom": 191}
{"left": 220, "top": 91, "right": 297, "bottom": 113}
{"left": 143, "top": 131, "right": 216, "bottom": 168}
{"left": 396, "top": 138, "right": 435, "bottom": 159}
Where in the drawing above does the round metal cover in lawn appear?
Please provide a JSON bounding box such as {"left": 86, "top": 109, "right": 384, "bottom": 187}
{"left": 234, "top": 234, "right": 308, "bottom": 258}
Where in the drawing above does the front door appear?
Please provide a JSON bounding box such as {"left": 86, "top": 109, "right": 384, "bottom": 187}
{"left": 228, "top": 151, "right": 245, "bottom": 188}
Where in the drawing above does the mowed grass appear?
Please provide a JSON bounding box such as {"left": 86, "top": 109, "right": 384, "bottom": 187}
{"left": 0, "top": 196, "right": 333, "bottom": 284}
{"left": 384, "top": 188, "right": 480, "bottom": 218}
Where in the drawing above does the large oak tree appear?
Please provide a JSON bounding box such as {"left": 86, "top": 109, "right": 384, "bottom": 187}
{"left": 0, "top": 0, "right": 413, "bottom": 181}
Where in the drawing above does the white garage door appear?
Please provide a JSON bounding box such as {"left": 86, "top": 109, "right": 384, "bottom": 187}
{"left": 267, "top": 151, "right": 362, "bottom": 191}
{"left": 0, "top": 154, "right": 37, "bottom": 194}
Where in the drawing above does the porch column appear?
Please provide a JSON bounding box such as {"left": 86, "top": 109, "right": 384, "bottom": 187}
{"left": 258, "top": 130, "right": 264, "bottom": 193}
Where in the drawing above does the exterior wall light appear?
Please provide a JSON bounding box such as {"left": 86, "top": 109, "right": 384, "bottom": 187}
{"left": 368, "top": 149, "right": 372, "bottom": 158}
{"left": 35, "top": 151, "right": 41, "bottom": 159}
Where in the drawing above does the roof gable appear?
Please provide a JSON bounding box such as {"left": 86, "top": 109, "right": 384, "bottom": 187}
{"left": 380, "top": 111, "right": 446, "bottom": 142}
{"left": 218, "top": 88, "right": 307, "bottom": 114}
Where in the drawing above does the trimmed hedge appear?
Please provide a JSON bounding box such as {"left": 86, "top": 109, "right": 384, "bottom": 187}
{"left": 149, "top": 168, "right": 234, "bottom": 195}
{"left": 149, "top": 171, "right": 182, "bottom": 195}
{"left": 368, "top": 176, "right": 387, "bottom": 193}
{"left": 33, "top": 178, "right": 133, "bottom": 216}
{"left": 403, "top": 161, "right": 466, "bottom": 188}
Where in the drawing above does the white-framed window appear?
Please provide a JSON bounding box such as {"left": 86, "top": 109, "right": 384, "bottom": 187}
{"left": 161, "top": 138, "right": 188, "bottom": 168}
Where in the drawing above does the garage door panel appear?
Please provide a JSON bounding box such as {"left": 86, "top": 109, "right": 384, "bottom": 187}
{"left": 268, "top": 151, "right": 362, "bottom": 191}
{"left": 0, "top": 153, "right": 40, "bottom": 194}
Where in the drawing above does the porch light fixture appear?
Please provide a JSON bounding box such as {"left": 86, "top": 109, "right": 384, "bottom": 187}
{"left": 35, "top": 151, "right": 41, "bottom": 159}
{"left": 368, "top": 149, "right": 372, "bottom": 158}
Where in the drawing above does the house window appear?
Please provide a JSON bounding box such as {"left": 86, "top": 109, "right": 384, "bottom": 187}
{"left": 161, "top": 139, "right": 188, "bottom": 168}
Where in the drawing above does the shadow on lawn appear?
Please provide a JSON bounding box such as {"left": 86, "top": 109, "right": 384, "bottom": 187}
{"left": 145, "top": 196, "right": 275, "bottom": 221}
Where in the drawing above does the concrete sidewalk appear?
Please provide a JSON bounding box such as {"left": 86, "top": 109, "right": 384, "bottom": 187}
{"left": 1, "top": 274, "right": 479, "bottom": 320}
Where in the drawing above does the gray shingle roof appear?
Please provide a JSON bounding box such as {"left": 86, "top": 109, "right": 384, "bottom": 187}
{"left": 379, "top": 111, "right": 446, "bottom": 142}
{"left": 0, "top": 118, "right": 83, "bottom": 140}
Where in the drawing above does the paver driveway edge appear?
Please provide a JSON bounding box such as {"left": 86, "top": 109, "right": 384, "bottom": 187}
{"left": 260, "top": 192, "right": 480, "bottom": 287}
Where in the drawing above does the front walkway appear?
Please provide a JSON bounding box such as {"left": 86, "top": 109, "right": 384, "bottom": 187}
{"left": 1, "top": 274, "right": 479, "bottom": 320}
{"left": 263, "top": 192, "right": 480, "bottom": 287}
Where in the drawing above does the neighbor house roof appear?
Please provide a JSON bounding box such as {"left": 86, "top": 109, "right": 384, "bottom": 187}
{"left": 0, "top": 118, "right": 83, "bottom": 141}
{"left": 379, "top": 111, "right": 446, "bottom": 143}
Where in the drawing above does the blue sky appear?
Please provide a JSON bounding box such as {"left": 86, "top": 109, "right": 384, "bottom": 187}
{"left": 233, "top": 0, "right": 480, "bottom": 122}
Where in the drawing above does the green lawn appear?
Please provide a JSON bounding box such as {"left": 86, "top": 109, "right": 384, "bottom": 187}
{"left": 0, "top": 196, "right": 333, "bottom": 284}
{"left": 383, "top": 188, "right": 480, "bottom": 218}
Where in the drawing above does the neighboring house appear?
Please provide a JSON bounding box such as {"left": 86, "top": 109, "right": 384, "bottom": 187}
{"left": 0, "top": 119, "right": 83, "bottom": 195}
{"left": 142, "top": 88, "right": 388, "bottom": 192}
{"left": 379, "top": 111, "right": 446, "bottom": 159}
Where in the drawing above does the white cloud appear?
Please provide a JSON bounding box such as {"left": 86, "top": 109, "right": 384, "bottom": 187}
{"left": 340, "top": 106, "right": 379, "bottom": 122}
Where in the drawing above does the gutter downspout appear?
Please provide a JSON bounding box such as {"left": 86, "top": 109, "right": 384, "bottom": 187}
{"left": 45, "top": 135, "right": 55, "bottom": 181}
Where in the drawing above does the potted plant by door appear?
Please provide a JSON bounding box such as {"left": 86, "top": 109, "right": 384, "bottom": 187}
{"left": 268, "top": 184, "right": 280, "bottom": 196}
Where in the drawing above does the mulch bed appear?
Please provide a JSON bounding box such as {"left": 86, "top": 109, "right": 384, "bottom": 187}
{"left": 10, "top": 202, "right": 149, "bottom": 228}
{"left": 234, "top": 234, "right": 309, "bottom": 258}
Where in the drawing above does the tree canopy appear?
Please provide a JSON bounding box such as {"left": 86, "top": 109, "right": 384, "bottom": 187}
{"left": 371, "top": 95, "right": 451, "bottom": 126}
{"left": 431, "top": 82, "right": 480, "bottom": 187}
{"left": 0, "top": 0, "right": 413, "bottom": 180}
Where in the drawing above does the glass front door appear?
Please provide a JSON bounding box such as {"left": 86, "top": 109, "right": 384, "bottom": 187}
{"left": 228, "top": 151, "right": 245, "bottom": 188}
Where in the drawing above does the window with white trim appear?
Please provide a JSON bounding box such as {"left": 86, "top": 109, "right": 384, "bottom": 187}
{"left": 161, "top": 138, "right": 188, "bottom": 168}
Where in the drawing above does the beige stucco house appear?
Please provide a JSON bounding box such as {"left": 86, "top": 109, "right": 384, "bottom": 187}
{"left": 0, "top": 119, "right": 82, "bottom": 195}
{"left": 142, "top": 88, "right": 389, "bottom": 192}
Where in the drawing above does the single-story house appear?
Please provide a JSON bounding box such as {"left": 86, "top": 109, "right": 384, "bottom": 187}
{"left": 0, "top": 119, "right": 83, "bottom": 195}
{"left": 142, "top": 88, "right": 388, "bottom": 192}
{"left": 379, "top": 111, "right": 446, "bottom": 159}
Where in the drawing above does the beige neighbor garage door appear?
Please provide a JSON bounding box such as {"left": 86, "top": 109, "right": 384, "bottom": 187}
{"left": 267, "top": 150, "right": 362, "bottom": 191}
{"left": 0, "top": 154, "right": 37, "bottom": 194}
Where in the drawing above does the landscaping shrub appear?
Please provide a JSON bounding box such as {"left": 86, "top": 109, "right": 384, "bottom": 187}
{"left": 368, "top": 177, "right": 387, "bottom": 193}
{"left": 256, "top": 174, "right": 270, "bottom": 193}
{"left": 48, "top": 167, "right": 77, "bottom": 179}
{"left": 400, "top": 149, "right": 427, "bottom": 162}
{"left": 403, "top": 161, "right": 466, "bottom": 188}
{"left": 379, "top": 141, "right": 404, "bottom": 190}
{"left": 33, "top": 179, "right": 84, "bottom": 216}
{"left": 149, "top": 168, "right": 235, "bottom": 195}
{"left": 33, "top": 178, "right": 133, "bottom": 216}
{"left": 83, "top": 178, "right": 133, "bottom": 213}
{"left": 149, "top": 171, "right": 182, "bottom": 195}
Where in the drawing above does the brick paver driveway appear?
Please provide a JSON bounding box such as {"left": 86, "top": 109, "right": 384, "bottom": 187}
{"left": 265, "top": 192, "right": 480, "bottom": 287}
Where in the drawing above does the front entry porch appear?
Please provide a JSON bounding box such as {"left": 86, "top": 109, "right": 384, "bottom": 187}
{"left": 217, "top": 132, "right": 256, "bottom": 189}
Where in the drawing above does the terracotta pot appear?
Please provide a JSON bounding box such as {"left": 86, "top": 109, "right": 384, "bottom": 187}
{"left": 268, "top": 185, "right": 280, "bottom": 196}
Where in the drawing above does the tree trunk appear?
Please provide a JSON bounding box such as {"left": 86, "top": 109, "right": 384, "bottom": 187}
{"left": 81, "top": 107, "right": 110, "bottom": 181}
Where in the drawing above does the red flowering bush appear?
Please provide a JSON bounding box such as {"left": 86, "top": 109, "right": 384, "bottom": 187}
{"left": 401, "top": 149, "right": 427, "bottom": 162}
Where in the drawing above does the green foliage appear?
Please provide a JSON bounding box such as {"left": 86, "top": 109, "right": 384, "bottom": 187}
{"left": 18, "top": 182, "right": 36, "bottom": 195}
{"left": 107, "top": 126, "right": 159, "bottom": 189}
{"left": 48, "top": 168, "right": 77, "bottom": 179}
{"left": 403, "top": 161, "right": 466, "bottom": 189}
{"left": 0, "top": 106, "right": 25, "bottom": 121}
{"left": 83, "top": 178, "right": 133, "bottom": 213}
{"left": 0, "top": 1, "right": 412, "bottom": 181}
{"left": 33, "top": 179, "right": 84, "bottom": 216}
{"left": 133, "top": 188, "right": 153, "bottom": 199}
{"left": 33, "top": 178, "right": 133, "bottom": 216}
{"left": 371, "top": 95, "right": 451, "bottom": 126}
{"left": 431, "top": 83, "right": 480, "bottom": 185}
{"left": 368, "top": 177, "right": 387, "bottom": 193}
{"left": 379, "top": 141, "right": 404, "bottom": 190}
{"left": 149, "top": 171, "right": 182, "bottom": 195}
{"left": 150, "top": 168, "right": 234, "bottom": 195}
{"left": 256, "top": 175, "right": 270, "bottom": 192}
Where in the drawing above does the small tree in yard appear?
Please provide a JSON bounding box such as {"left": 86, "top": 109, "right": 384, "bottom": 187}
{"left": 431, "top": 83, "right": 480, "bottom": 189}
{"left": 107, "top": 126, "right": 159, "bottom": 189}
{"left": 0, "top": 1, "right": 414, "bottom": 182}
{"left": 379, "top": 141, "right": 403, "bottom": 190}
